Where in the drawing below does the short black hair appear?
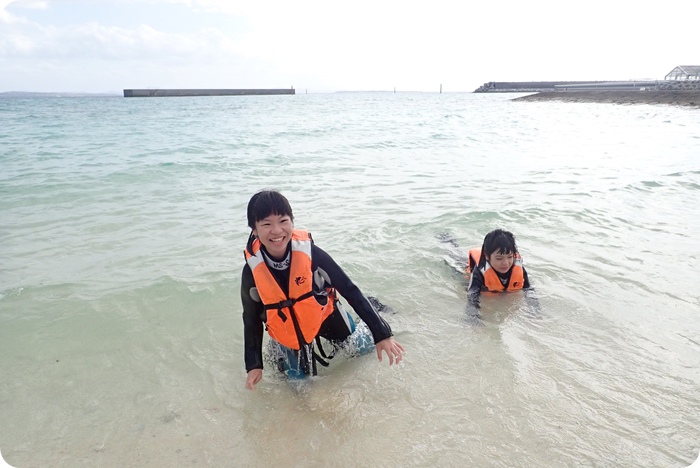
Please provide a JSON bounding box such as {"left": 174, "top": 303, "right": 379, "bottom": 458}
{"left": 246, "top": 190, "right": 294, "bottom": 229}
{"left": 480, "top": 229, "right": 518, "bottom": 264}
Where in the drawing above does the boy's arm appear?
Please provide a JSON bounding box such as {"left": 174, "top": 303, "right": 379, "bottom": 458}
{"left": 312, "top": 245, "right": 393, "bottom": 344}
{"left": 241, "top": 265, "right": 265, "bottom": 372}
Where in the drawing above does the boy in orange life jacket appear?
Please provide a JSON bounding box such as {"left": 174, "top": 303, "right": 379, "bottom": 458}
{"left": 241, "top": 190, "right": 405, "bottom": 390}
{"left": 465, "top": 229, "right": 535, "bottom": 316}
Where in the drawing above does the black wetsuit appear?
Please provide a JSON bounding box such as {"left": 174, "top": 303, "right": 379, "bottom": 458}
{"left": 241, "top": 240, "right": 393, "bottom": 372}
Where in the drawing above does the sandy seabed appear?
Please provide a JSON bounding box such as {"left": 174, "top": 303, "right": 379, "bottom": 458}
{"left": 512, "top": 90, "right": 700, "bottom": 107}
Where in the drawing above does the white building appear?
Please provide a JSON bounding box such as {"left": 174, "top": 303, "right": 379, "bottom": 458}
{"left": 664, "top": 66, "right": 700, "bottom": 81}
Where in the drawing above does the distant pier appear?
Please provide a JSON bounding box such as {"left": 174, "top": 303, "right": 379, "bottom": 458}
{"left": 474, "top": 81, "right": 610, "bottom": 93}
{"left": 474, "top": 80, "right": 700, "bottom": 93}
{"left": 123, "top": 88, "right": 295, "bottom": 97}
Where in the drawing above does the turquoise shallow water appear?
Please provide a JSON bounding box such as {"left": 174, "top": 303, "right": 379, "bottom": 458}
{"left": 1, "top": 93, "right": 699, "bottom": 467}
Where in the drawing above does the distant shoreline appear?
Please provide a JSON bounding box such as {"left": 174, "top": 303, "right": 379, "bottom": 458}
{"left": 512, "top": 90, "right": 700, "bottom": 107}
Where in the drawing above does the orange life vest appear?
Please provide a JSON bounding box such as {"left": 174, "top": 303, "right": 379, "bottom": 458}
{"left": 244, "top": 230, "right": 336, "bottom": 350}
{"left": 466, "top": 248, "right": 525, "bottom": 292}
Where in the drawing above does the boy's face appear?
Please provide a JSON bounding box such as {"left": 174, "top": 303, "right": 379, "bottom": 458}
{"left": 253, "top": 213, "right": 293, "bottom": 259}
{"left": 486, "top": 249, "right": 514, "bottom": 274}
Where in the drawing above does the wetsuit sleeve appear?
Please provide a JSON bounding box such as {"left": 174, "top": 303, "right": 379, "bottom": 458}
{"left": 523, "top": 268, "right": 531, "bottom": 289}
{"left": 521, "top": 267, "right": 541, "bottom": 316}
{"left": 467, "top": 269, "right": 484, "bottom": 308}
{"left": 466, "top": 268, "right": 484, "bottom": 322}
{"left": 241, "top": 264, "right": 265, "bottom": 372}
{"left": 313, "top": 245, "right": 394, "bottom": 344}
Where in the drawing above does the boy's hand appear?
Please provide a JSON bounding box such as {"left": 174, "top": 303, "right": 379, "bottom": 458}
{"left": 245, "top": 369, "right": 263, "bottom": 390}
{"left": 375, "top": 338, "right": 405, "bottom": 365}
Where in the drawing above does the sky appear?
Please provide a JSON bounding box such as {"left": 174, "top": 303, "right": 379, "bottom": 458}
{"left": 0, "top": 0, "right": 697, "bottom": 93}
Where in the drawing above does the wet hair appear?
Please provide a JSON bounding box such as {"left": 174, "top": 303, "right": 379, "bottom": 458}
{"left": 246, "top": 190, "right": 294, "bottom": 230}
{"left": 480, "top": 229, "right": 518, "bottom": 266}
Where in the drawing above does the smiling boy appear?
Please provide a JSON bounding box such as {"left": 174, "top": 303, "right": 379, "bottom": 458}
{"left": 241, "top": 190, "right": 405, "bottom": 390}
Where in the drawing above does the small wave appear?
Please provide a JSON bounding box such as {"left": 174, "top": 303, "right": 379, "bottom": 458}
{"left": 0, "top": 286, "right": 24, "bottom": 301}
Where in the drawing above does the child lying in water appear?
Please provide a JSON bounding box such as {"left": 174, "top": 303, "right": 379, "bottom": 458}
{"left": 440, "top": 229, "right": 539, "bottom": 321}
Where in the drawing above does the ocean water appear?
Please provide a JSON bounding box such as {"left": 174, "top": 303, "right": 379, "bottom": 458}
{"left": 1, "top": 92, "right": 699, "bottom": 467}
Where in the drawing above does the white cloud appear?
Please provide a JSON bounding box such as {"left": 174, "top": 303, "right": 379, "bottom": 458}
{"left": 0, "top": 0, "right": 698, "bottom": 92}
{"left": 0, "top": 11, "right": 245, "bottom": 61}
{"left": 10, "top": 0, "right": 49, "bottom": 9}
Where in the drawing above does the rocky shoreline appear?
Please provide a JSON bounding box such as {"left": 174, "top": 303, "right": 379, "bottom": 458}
{"left": 511, "top": 90, "right": 700, "bottom": 107}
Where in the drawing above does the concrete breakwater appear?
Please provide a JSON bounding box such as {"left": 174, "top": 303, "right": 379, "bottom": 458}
{"left": 474, "top": 81, "right": 607, "bottom": 92}
{"left": 123, "top": 88, "right": 295, "bottom": 97}
{"left": 512, "top": 90, "right": 700, "bottom": 107}
{"left": 475, "top": 80, "right": 700, "bottom": 93}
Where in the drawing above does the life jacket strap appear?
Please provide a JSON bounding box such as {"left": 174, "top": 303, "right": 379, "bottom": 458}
{"left": 263, "top": 291, "right": 315, "bottom": 324}
{"left": 300, "top": 342, "right": 330, "bottom": 376}
{"left": 263, "top": 291, "right": 329, "bottom": 373}
{"left": 311, "top": 349, "right": 329, "bottom": 372}
{"left": 263, "top": 291, "right": 315, "bottom": 312}
{"left": 314, "top": 335, "right": 336, "bottom": 359}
